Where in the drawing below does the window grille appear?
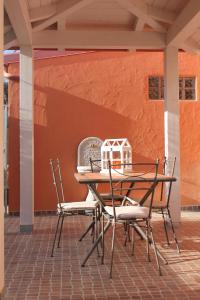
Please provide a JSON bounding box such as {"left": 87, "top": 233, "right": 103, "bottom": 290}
{"left": 148, "top": 76, "right": 196, "bottom": 100}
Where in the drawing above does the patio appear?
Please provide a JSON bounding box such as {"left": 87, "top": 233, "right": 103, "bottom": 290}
{"left": 4, "top": 211, "right": 200, "bottom": 300}
{"left": 2, "top": 0, "right": 200, "bottom": 298}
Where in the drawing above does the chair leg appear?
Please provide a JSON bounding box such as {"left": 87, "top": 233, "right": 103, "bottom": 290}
{"left": 161, "top": 208, "right": 170, "bottom": 245}
{"left": 123, "top": 222, "right": 127, "bottom": 246}
{"left": 127, "top": 222, "right": 131, "bottom": 242}
{"left": 51, "top": 213, "right": 61, "bottom": 257}
{"left": 167, "top": 208, "right": 180, "bottom": 253}
{"left": 128, "top": 223, "right": 131, "bottom": 242}
{"left": 131, "top": 224, "right": 135, "bottom": 256}
{"left": 110, "top": 222, "right": 116, "bottom": 279}
{"left": 91, "top": 212, "right": 96, "bottom": 242}
{"left": 101, "top": 213, "right": 105, "bottom": 265}
{"left": 57, "top": 213, "right": 65, "bottom": 248}
{"left": 95, "top": 208, "right": 100, "bottom": 257}
{"left": 146, "top": 220, "right": 151, "bottom": 262}
{"left": 124, "top": 221, "right": 130, "bottom": 246}
{"left": 149, "top": 224, "right": 162, "bottom": 276}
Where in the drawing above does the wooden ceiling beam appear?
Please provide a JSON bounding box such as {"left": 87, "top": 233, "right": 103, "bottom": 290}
{"left": 4, "top": 0, "right": 32, "bottom": 45}
{"left": 29, "top": 1, "right": 176, "bottom": 25}
{"left": 4, "top": 25, "right": 12, "bottom": 34}
{"left": 167, "top": 0, "right": 200, "bottom": 46}
{"left": 33, "top": 0, "right": 94, "bottom": 32}
{"left": 32, "top": 30, "right": 166, "bottom": 49}
{"left": 4, "top": 29, "right": 18, "bottom": 50}
{"left": 116, "top": 0, "right": 166, "bottom": 32}
{"left": 134, "top": 18, "right": 144, "bottom": 31}
{"left": 29, "top": 3, "right": 56, "bottom": 22}
{"left": 182, "top": 37, "right": 200, "bottom": 54}
{"left": 57, "top": 20, "right": 66, "bottom": 50}
{"left": 147, "top": 5, "right": 176, "bottom": 24}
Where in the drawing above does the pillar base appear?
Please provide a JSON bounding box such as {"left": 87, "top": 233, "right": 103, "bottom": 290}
{"left": 20, "top": 224, "right": 33, "bottom": 233}
{"left": 0, "top": 289, "right": 4, "bottom": 300}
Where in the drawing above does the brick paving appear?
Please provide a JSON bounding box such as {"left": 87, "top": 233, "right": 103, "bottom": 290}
{"left": 4, "top": 212, "right": 200, "bottom": 300}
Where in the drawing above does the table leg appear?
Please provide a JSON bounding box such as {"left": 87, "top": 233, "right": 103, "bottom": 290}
{"left": 79, "top": 218, "right": 95, "bottom": 242}
{"left": 81, "top": 219, "right": 111, "bottom": 267}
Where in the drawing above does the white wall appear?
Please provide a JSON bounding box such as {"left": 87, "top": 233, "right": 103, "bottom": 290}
{"left": 0, "top": 0, "right": 5, "bottom": 296}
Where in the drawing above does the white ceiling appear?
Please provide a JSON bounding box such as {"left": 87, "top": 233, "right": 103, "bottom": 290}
{"left": 4, "top": 0, "right": 200, "bottom": 53}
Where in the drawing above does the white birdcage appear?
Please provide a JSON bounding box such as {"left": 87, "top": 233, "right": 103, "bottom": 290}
{"left": 101, "top": 138, "right": 132, "bottom": 174}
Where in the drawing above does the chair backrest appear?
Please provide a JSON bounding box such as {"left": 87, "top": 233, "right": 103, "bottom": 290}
{"left": 164, "top": 156, "right": 176, "bottom": 177}
{"left": 50, "top": 158, "right": 65, "bottom": 209}
{"left": 164, "top": 156, "right": 176, "bottom": 206}
{"left": 159, "top": 157, "right": 176, "bottom": 205}
{"left": 108, "top": 160, "right": 159, "bottom": 221}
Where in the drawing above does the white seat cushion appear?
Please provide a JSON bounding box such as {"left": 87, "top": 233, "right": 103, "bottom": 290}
{"left": 58, "top": 201, "right": 98, "bottom": 211}
{"left": 105, "top": 205, "right": 149, "bottom": 220}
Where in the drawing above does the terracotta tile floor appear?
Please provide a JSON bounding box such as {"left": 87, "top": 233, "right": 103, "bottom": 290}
{"left": 4, "top": 212, "right": 200, "bottom": 300}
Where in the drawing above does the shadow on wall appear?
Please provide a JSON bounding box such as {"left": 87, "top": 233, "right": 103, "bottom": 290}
{"left": 9, "top": 84, "right": 164, "bottom": 212}
{"left": 34, "top": 85, "right": 157, "bottom": 211}
{"left": 11, "top": 80, "right": 192, "bottom": 211}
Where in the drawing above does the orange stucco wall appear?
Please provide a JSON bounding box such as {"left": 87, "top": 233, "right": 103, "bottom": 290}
{"left": 8, "top": 51, "right": 200, "bottom": 212}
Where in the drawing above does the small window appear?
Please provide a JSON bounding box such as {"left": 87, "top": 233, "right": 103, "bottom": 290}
{"left": 149, "top": 76, "right": 164, "bottom": 100}
{"left": 179, "top": 77, "right": 196, "bottom": 100}
{"left": 148, "top": 76, "right": 196, "bottom": 100}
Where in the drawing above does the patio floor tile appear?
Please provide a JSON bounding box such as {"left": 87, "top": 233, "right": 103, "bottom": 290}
{"left": 4, "top": 211, "right": 200, "bottom": 299}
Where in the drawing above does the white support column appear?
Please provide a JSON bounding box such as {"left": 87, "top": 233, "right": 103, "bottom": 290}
{"left": 0, "top": 0, "right": 4, "bottom": 297}
{"left": 164, "top": 46, "right": 181, "bottom": 223}
{"left": 20, "top": 46, "right": 34, "bottom": 232}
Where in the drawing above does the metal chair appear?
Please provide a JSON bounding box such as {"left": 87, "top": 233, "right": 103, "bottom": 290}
{"left": 152, "top": 157, "right": 180, "bottom": 253}
{"left": 90, "top": 158, "right": 132, "bottom": 242}
{"left": 89, "top": 158, "right": 124, "bottom": 205}
{"left": 101, "top": 160, "right": 162, "bottom": 278}
{"left": 50, "top": 158, "right": 99, "bottom": 257}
